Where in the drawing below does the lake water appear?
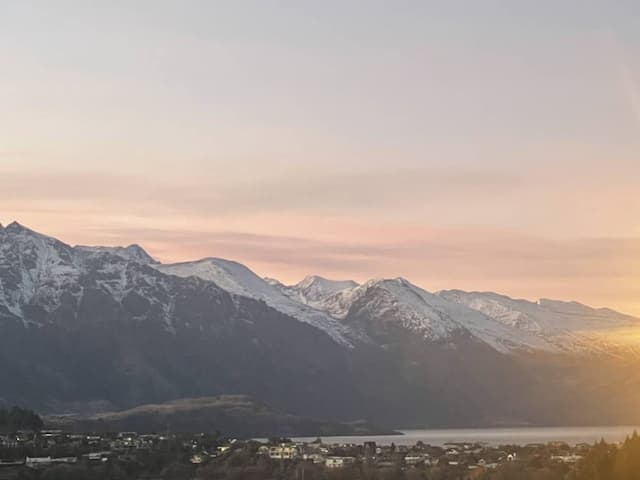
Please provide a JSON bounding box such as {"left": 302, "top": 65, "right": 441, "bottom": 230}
{"left": 289, "top": 426, "right": 640, "bottom": 446}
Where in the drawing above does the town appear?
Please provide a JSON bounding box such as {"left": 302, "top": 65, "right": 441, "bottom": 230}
{"left": 0, "top": 427, "right": 609, "bottom": 480}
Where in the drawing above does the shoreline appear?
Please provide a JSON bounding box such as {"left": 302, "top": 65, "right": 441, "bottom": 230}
{"left": 278, "top": 425, "right": 640, "bottom": 447}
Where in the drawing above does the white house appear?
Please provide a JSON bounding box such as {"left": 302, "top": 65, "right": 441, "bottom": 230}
{"left": 269, "top": 444, "right": 299, "bottom": 460}
{"left": 26, "top": 457, "right": 52, "bottom": 469}
{"left": 325, "top": 456, "right": 356, "bottom": 468}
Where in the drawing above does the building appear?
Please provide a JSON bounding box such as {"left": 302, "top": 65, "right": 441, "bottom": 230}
{"left": 25, "top": 457, "right": 52, "bottom": 469}
{"left": 268, "top": 444, "right": 299, "bottom": 460}
{"left": 551, "top": 454, "right": 583, "bottom": 463}
{"left": 325, "top": 456, "right": 356, "bottom": 468}
{"left": 190, "top": 453, "right": 209, "bottom": 464}
{"left": 404, "top": 454, "right": 429, "bottom": 466}
{"left": 0, "top": 437, "right": 17, "bottom": 448}
{"left": 302, "top": 453, "right": 325, "bottom": 464}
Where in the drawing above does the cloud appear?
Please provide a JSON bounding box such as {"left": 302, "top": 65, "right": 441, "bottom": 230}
{"left": 0, "top": 166, "right": 523, "bottom": 217}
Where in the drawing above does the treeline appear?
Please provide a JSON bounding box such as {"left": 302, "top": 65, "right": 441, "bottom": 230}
{"left": 480, "top": 432, "right": 640, "bottom": 480}
{"left": 572, "top": 432, "right": 640, "bottom": 480}
{"left": 0, "top": 406, "right": 43, "bottom": 433}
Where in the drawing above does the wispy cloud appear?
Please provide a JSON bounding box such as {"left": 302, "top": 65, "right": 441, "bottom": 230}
{"left": 0, "top": 167, "right": 523, "bottom": 216}
{"left": 2, "top": 164, "right": 639, "bottom": 315}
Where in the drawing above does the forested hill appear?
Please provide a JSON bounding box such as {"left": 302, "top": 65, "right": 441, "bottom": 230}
{"left": 0, "top": 406, "right": 43, "bottom": 433}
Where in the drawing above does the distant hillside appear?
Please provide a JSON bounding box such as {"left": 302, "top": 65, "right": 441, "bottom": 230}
{"left": 44, "top": 396, "right": 394, "bottom": 438}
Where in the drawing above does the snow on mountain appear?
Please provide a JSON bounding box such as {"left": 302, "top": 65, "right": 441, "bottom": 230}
{"left": 263, "top": 277, "right": 285, "bottom": 288}
{"left": 343, "top": 278, "right": 461, "bottom": 340}
{"left": 0, "top": 222, "right": 81, "bottom": 324}
{"left": 277, "top": 275, "right": 359, "bottom": 315}
{"left": 326, "top": 278, "right": 557, "bottom": 353}
{"left": 274, "top": 276, "right": 558, "bottom": 352}
{"left": 0, "top": 224, "right": 354, "bottom": 346}
{"left": 292, "top": 276, "right": 359, "bottom": 300}
{"left": 3, "top": 221, "right": 639, "bottom": 356}
{"left": 153, "top": 259, "right": 356, "bottom": 347}
{"left": 75, "top": 244, "right": 157, "bottom": 264}
{"left": 438, "top": 290, "right": 640, "bottom": 354}
{"left": 0, "top": 222, "right": 172, "bottom": 328}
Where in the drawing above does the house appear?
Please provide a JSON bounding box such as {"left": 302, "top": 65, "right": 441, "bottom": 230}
{"left": 217, "top": 445, "right": 232, "bottom": 455}
{"left": 83, "top": 452, "right": 112, "bottom": 463}
{"left": 269, "top": 444, "right": 299, "bottom": 460}
{"left": 551, "top": 454, "right": 583, "bottom": 463}
{"left": 404, "top": 454, "right": 429, "bottom": 466}
{"left": 39, "top": 430, "right": 64, "bottom": 447}
{"left": 25, "top": 457, "right": 52, "bottom": 469}
{"left": 325, "top": 456, "right": 356, "bottom": 468}
{"left": 302, "top": 453, "right": 325, "bottom": 464}
{"left": 117, "top": 432, "right": 139, "bottom": 448}
{"left": 15, "top": 431, "right": 33, "bottom": 444}
{"left": 51, "top": 457, "right": 78, "bottom": 464}
{"left": 0, "top": 436, "right": 17, "bottom": 448}
{"left": 190, "top": 453, "right": 209, "bottom": 464}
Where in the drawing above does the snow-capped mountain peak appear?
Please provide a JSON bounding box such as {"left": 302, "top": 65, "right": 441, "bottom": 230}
{"left": 4, "top": 220, "right": 58, "bottom": 241}
{"left": 2, "top": 222, "right": 639, "bottom": 356}
{"left": 296, "top": 275, "right": 359, "bottom": 291}
{"left": 273, "top": 275, "right": 360, "bottom": 319}
{"left": 153, "top": 258, "right": 356, "bottom": 347}
{"left": 263, "top": 277, "right": 285, "bottom": 288}
{"left": 289, "top": 275, "right": 358, "bottom": 302}
{"left": 154, "top": 258, "right": 270, "bottom": 299}
{"left": 75, "top": 244, "right": 158, "bottom": 264}
{"left": 0, "top": 222, "right": 80, "bottom": 323}
{"left": 438, "top": 290, "right": 640, "bottom": 354}
{"left": 334, "top": 278, "right": 559, "bottom": 352}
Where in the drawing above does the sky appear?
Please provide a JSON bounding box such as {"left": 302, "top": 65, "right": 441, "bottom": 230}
{"left": 1, "top": 1, "right": 639, "bottom": 315}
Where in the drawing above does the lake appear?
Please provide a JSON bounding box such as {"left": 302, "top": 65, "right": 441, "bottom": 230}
{"left": 289, "top": 426, "right": 640, "bottom": 446}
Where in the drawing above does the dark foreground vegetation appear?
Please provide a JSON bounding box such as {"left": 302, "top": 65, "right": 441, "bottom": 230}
{"left": 0, "top": 407, "right": 43, "bottom": 434}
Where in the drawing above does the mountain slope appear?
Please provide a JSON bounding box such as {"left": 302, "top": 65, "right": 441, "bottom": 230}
{"left": 153, "top": 259, "right": 357, "bottom": 346}
{"left": 278, "top": 275, "right": 358, "bottom": 310}
{"left": 439, "top": 290, "right": 640, "bottom": 354}
{"left": 274, "top": 271, "right": 640, "bottom": 355}
{"left": 0, "top": 224, "right": 362, "bottom": 419}
{"left": 0, "top": 222, "right": 81, "bottom": 325}
{"left": 4, "top": 222, "right": 640, "bottom": 428}
{"left": 335, "top": 278, "right": 559, "bottom": 353}
{"left": 75, "top": 244, "right": 158, "bottom": 264}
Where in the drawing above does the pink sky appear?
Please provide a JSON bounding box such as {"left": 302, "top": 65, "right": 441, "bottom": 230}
{"left": 1, "top": 3, "right": 639, "bottom": 315}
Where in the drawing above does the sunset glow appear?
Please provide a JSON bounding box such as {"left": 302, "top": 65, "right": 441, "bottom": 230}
{"left": 1, "top": 2, "right": 639, "bottom": 315}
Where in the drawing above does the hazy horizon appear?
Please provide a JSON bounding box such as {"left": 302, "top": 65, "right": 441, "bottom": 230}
{"left": 2, "top": 1, "right": 639, "bottom": 315}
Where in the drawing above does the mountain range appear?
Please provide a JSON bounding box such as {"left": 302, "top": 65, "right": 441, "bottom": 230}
{"left": 2, "top": 221, "right": 640, "bottom": 432}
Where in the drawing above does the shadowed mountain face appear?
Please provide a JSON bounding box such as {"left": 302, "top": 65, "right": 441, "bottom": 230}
{"left": 0, "top": 222, "right": 361, "bottom": 420}
{"left": 2, "top": 222, "right": 640, "bottom": 430}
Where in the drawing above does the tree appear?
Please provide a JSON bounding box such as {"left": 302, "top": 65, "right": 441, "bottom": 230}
{"left": 573, "top": 439, "right": 616, "bottom": 480}
{"left": 0, "top": 406, "right": 44, "bottom": 433}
